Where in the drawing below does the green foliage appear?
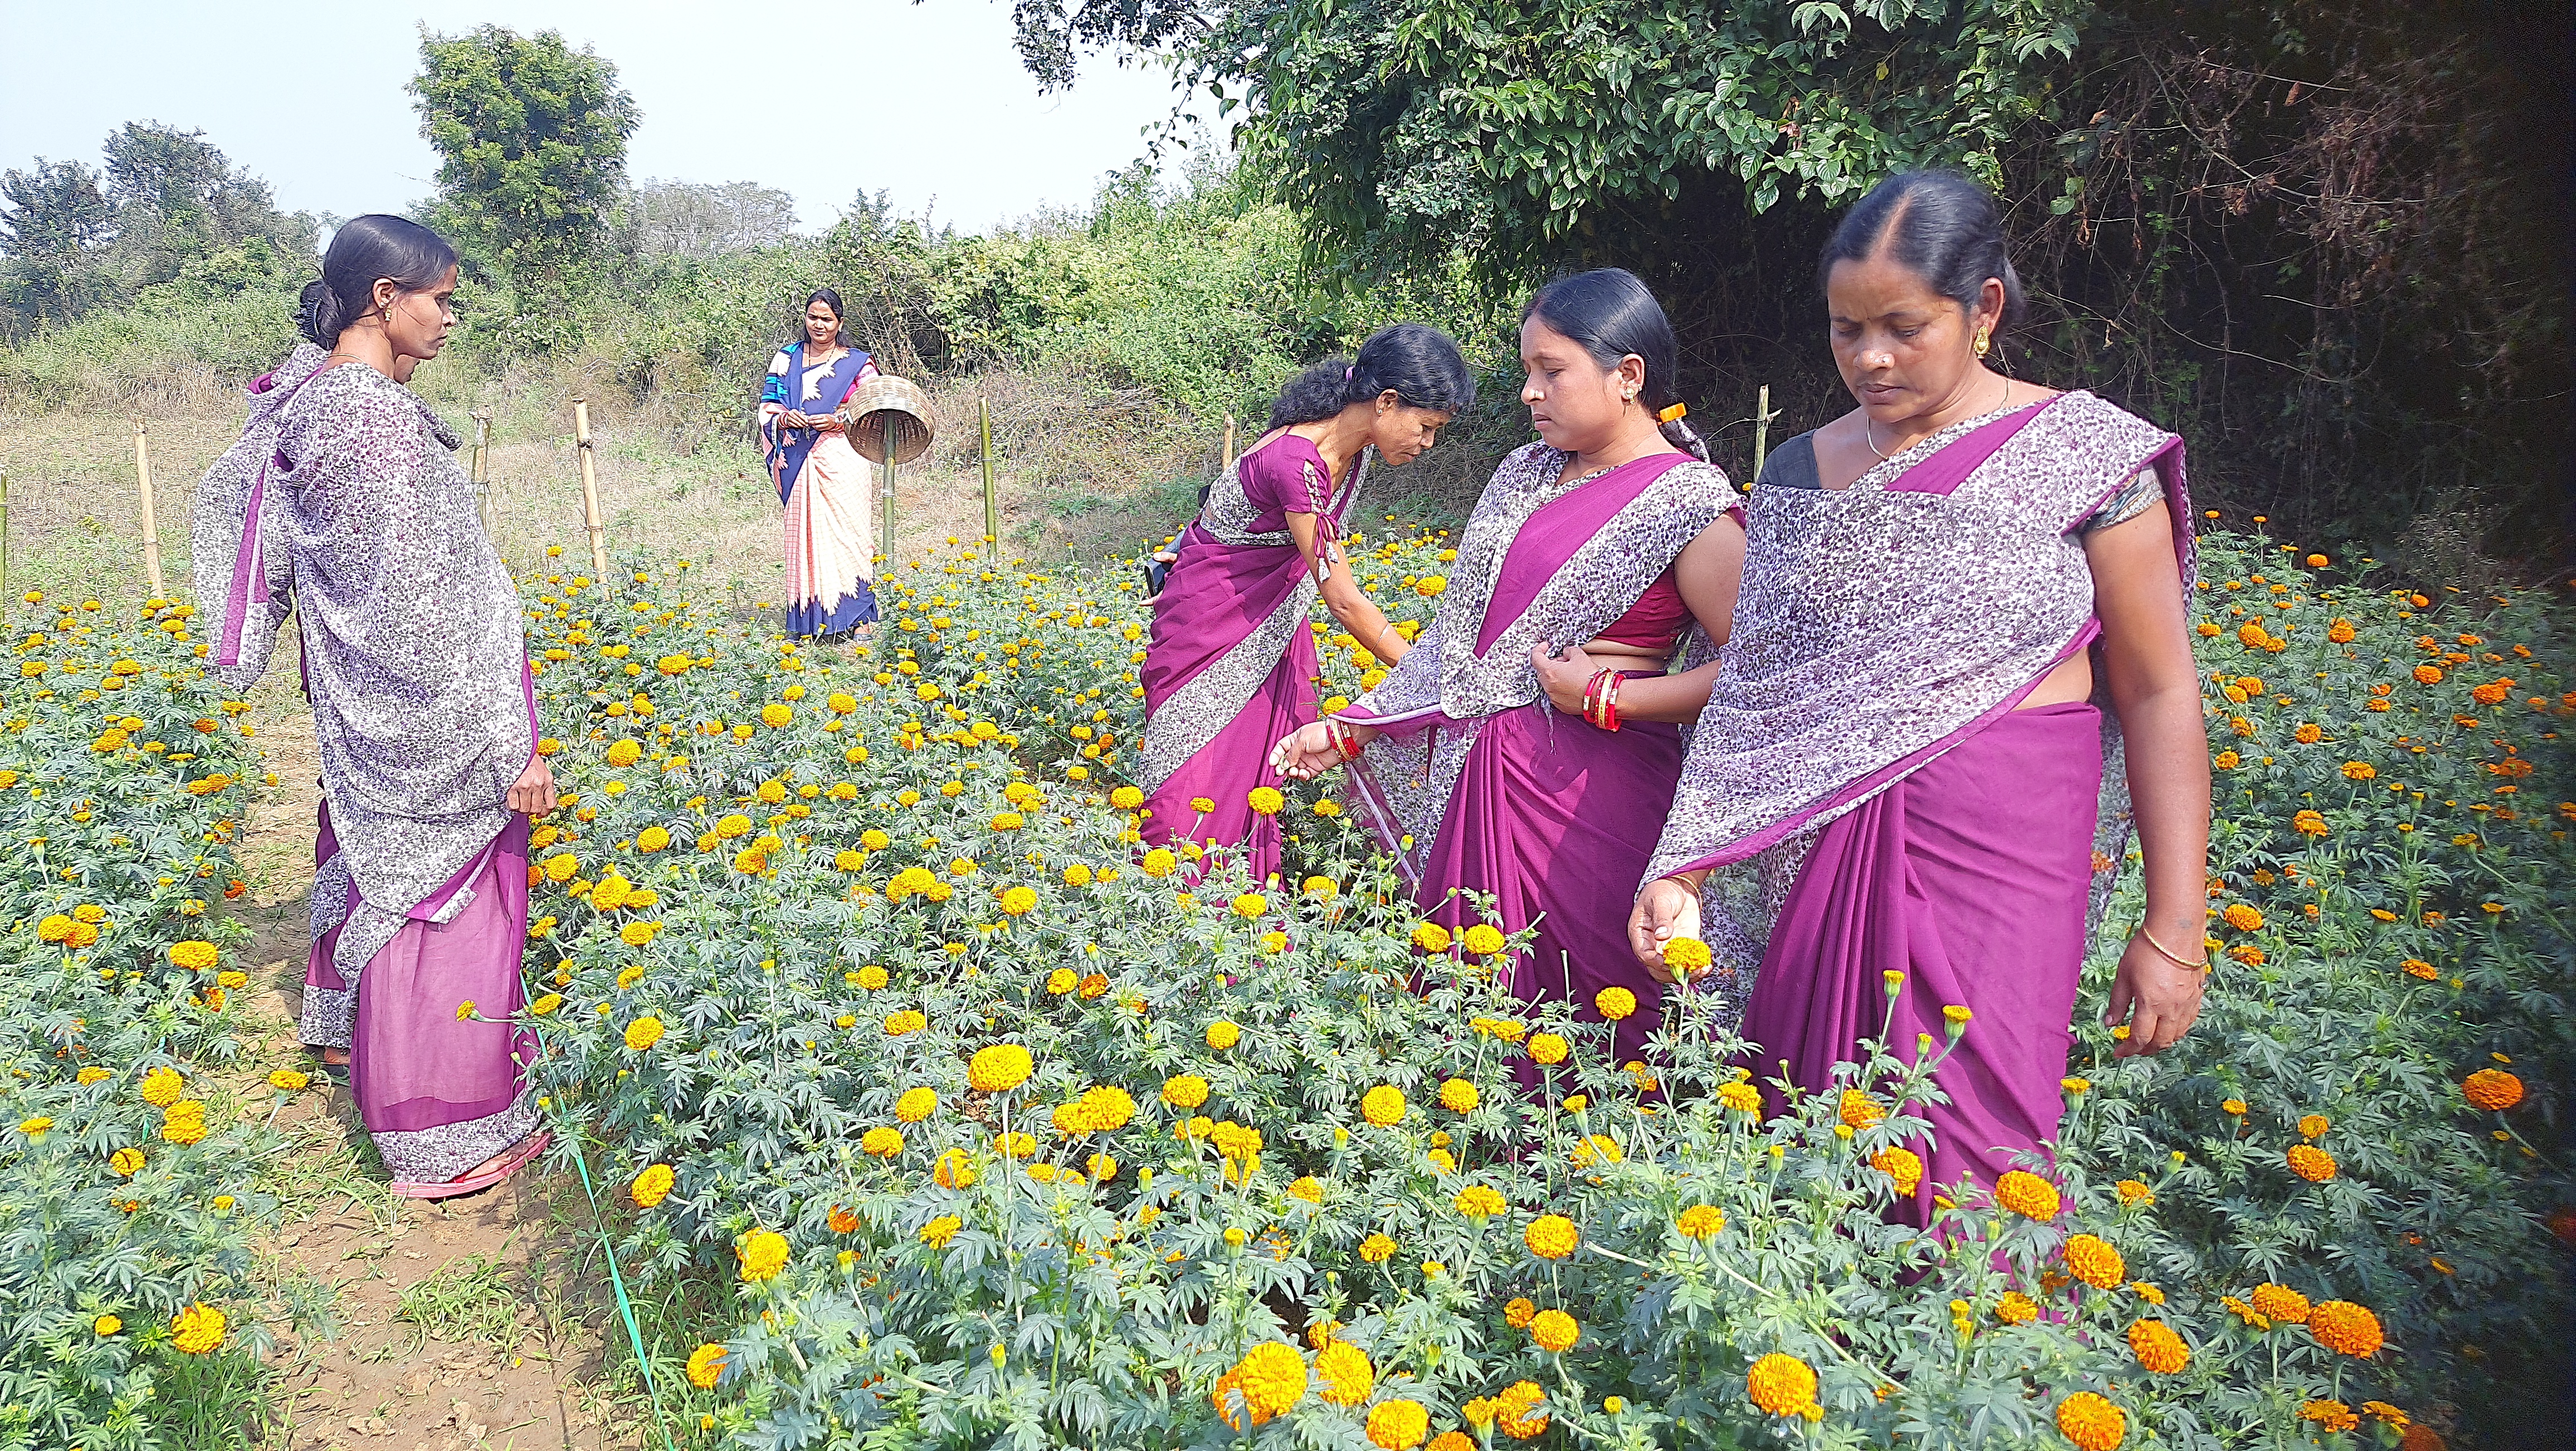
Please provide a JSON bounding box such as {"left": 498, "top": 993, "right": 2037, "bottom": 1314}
{"left": 411, "top": 24, "right": 641, "bottom": 342}
{"left": 503, "top": 528, "right": 2568, "bottom": 1448}
{"left": 0, "top": 598, "right": 285, "bottom": 1451}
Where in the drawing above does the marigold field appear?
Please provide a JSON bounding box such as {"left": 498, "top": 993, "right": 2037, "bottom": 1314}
{"left": 5, "top": 522, "right": 2571, "bottom": 1450}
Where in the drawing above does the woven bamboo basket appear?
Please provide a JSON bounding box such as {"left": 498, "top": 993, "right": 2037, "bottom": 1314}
{"left": 840, "top": 375, "right": 936, "bottom": 466}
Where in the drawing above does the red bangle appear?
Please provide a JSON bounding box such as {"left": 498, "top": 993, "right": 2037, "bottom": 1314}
{"left": 1602, "top": 671, "right": 1623, "bottom": 732}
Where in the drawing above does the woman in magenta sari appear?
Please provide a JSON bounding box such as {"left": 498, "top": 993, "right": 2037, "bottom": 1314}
{"left": 197, "top": 216, "right": 552, "bottom": 1198}
{"left": 1275, "top": 272, "right": 1745, "bottom": 1063}
{"left": 1138, "top": 324, "right": 1474, "bottom": 884}
{"left": 762, "top": 288, "right": 881, "bottom": 640}
{"left": 1631, "top": 172, "right": 2212, "bottom": 1225}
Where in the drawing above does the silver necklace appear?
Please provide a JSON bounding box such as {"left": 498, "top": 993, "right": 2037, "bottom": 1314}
{"left": 1865, "top": 373, "right": 2013, "bottom": 460}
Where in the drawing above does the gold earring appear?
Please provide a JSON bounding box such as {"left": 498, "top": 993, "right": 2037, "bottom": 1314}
{"left": 1973, "top": 327, "right": 1992, "bottom": 359}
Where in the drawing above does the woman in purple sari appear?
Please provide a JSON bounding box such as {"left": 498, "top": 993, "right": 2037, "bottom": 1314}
{"left": 1275, "top": 272, "right": 1745, "bottom": 1064}
{"left": 763, "top": 288, "right": 881, "bottom": 640}
{"left": 1138, "top": 324, "right": 1474, "bottom": 884}
{"left": 1630, "top": 173, "right": 2211, "bottom": 1225}
{"left": 197, "top": 216, "right": 552, "bottom": 1198}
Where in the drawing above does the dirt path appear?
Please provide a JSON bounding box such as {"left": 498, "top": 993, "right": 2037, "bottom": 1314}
{"left": 232, "top": 657, "right": 636, "bottom": 1451}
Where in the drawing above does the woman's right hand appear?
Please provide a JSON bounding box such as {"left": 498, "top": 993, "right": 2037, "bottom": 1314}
{"left": 1269, "top": 722, "right": 1346, "bottom": 782}
{"left": 508, "top": 754, "right": 559, "bottom": 817}
{"left": 779, "top": 408, "right": 813, "bottom": 430}
{"left": 1629, "top": 874, "right": 1705, "bottom": 981}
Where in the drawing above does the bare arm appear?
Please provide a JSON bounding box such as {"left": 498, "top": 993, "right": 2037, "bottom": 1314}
{"left": 2087, "top": 494, "right": 2211, "bottom": 1056}
{"left": 1287, "top": 510, "right": 1410, "bottom": 664}
{"left": 1531, "top": 515, "right": 1745, "bottom": 724}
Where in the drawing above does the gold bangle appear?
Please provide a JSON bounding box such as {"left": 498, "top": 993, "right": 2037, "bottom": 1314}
{"left": 2140, "top": 926, "right": 2209, "bottom": 971}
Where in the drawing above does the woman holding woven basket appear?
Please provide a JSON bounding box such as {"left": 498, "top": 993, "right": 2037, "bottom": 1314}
{"left": 762, "top": 288, "right": 881, "bottom": 640}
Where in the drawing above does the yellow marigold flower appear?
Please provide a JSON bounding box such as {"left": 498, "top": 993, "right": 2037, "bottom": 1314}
{"left": 968, "top": 1043, "right": 1035, "bottom": 1092}
{"left": 1572, "top": 1133, "right": 1623, "bottom": 1168}
{"left": 2293, "top": 809, "right": 2329, "bottom": 836}
{"left": 1526, "top": 1032, "right": 1570, "bottom": 1067}
{"left": 2056, "top": 1391, "right": 2128, "bottom": 1450}
{"left": 989, "top": 811, "right": 1025, "bottom": 831}
{"left": 2297, "top": 1113, "right": 2330, "bottom": 1138}
{"left": 1677, "top": 1204, "right": 1725, "bottom": 1239}
{"left": 1838, "top": 1089, "right": 1884, "bottom": 1128}
{"left": 95, "top": 1314, "right": 123, "bottom": 1336}
{"left": 619, "top": 920, "right": 662, "bottom": 947}
{"left": 2286, "top": 1143, "right": 2337, "bottom": 1182}
{"left": 1140, "top": 848, "right": 1177, "bottom": 877}
{"left": 109, "top": 1146, "right": 145, "bottom": 1176}
{"left": 139, "top": 1067, "right": 186, "bottom": 1107}
{"left": 1365, "top": 1398, "right": 1430, "bottom": 1450}
{"left": 1110, "top": 786, "right": 1144, "bottom": 810}
{"left": 1286, "top": 1175, "right": 1325, "bottom": 1204}
{"left": 2308, "top": 1300, "right": 2383, "bottom": 1357}
{"left": 37, "top": 914, "right": 75, "bottom": 943}
{"left": 1409, "top": 921, "right": 1452, "bottom": 953}
{"left": 1361, "top": 1085, "right": 1407, "bottom": 1126}
{"left": 2250, "top": 1283, "right": 2311, "bottom": 1324}
{"left": 1223, "top": 1342, "right": 1308, "bottom": 1425}
{"left": 169, "top": 1303, "right": 226, "bottom": 1355}
{"left": 1494, "top": 1380, "right": 1549, "bottom": 1440}
{"left": 686, "top": 1342, "right": 727, "bottom": 1389}
{"left": 895, "top": 1087, "right": 938, "bottom": 1122}
{"left": 1745, "top": 1352, "right": 1817, "bottom": 1416}
{"left": 1247, "top": 786, "right": 1285, "bottom": 816}
{"left": 1870, "top": 1145, "right": 1924, "bottom": 1197}
{"left": 2299, "top": 1399, "right": 2360, "bottom": 1433}
{"left": 1062, "top": 862, "right": 1094, "bottom": 887}
{"left": 78, "top": 1067, "right": 112, "bottom": 1085}
{"left": 884, "top": 1010, "right": 928, "bottom": 1036}
{"left": 861, "top": 1126, "right": 904, "bottom": 1157}
{"left": 856, "top": 964, "right": 889, "bottom": 990}
{"left": 1515, "top": 1218, "right": 1585, "bottom": 1277}
{"left": 736, "top": 1230, "right": 790, "bottom": 1282}
{"left": 1995, "top": 1291, "right": 2039, "bottom": 1325}
{"left": 1436, "top": 1077, "right": 1480, "bottom": 1113}
{"left": 1453, "top": 1184, "right": 1506, "bottom": 1218}
{"left": 1505, "top": 1297, "right": 1537, "bottom": 1328}
{"left": 1461, "top": 923, "right": 1506, "bottom": 956}
{"left": 2341, "top": 759, "right": 2377, "bottom": 780}
{"left": 604, "top": 738, "right": 642, "bottom": 767}
{"left": 1205, "top": 1020, "right": 1241, "bottom": 1050}
{"left": 1358, "top": 1233, "right": 1397, "bottom": 1263}
{"left": 1230, "top": 892, "right": 1268, "bottom": 918}
{"left": 1314, "top": 1339, "right": 1374, "bottom": 1406}
{"left": 2361, "top": 1401, "right": 2410, "bottom": 1431}
{"left": 1718, "top": 1081, "right": 1763, "bottom": 1114}
{"left": 760, "top": 703, "right": 793, "bottom": 728}
{"left": 623, "top": 1016, "right": 665, "bottom": 1051}
{"left": 2115, "top": 1179, "right": 2154, "bottom": 1206}
{"left": 1594, "top": 986, "right": 1637, "bottom": 1021}
{"left": 2065, "top": 1233, "right": 2125, "bottom": 1289}
{"left": 631, "top": 1162, "right": 675, "bottom": 1208}
{"left": 1662, "top": 937, "right": 1713, "bottom": 975}
{"left": 1994, "top": 1170, "right": 2061, "bottom": 1220}
{"left": 2127, "top": 1318, "right": 2189, "bottom": 1374}
{"left": 999, "top": 885, "right": 1038, "bottom": 916}
{"left": 2465, "top": 1068, "right": 2523, "bottom": 1111}
{"left": 713, "top": 814, "right": 753, "bottom": 839}
{"left": 1528, "top": 1309, "right": 1578, "bottom": 1352}
{"left": 1190, "top": 796, "right": 1217, "bottom": 814}
{"left": 166, "top": 940, "right": 218, "bottom": 971}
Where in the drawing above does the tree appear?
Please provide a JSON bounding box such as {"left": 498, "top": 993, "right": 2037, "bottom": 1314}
{"left": 0, "top": 160, "right": 111, "bottom": 328}
{"left": 411, "top": 25, "right": 641, "bottom": 294}
{"left": 625, "top": 179, "right": 798, "bottom": 257}
{"left": 96, "top": 122, "right": 316, "bottom": 288}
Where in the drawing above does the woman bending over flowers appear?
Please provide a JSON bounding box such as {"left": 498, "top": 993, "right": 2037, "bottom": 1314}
{"left": 1276, "top": 272, "right": 1745, "bottom": 1064}
{"left": 195, "top": 215, "right": 552, "bottom": 1199}
{"left": 1630, "top": 172, "right": 2211, "bottom": 1224}
{"left": 1138, "top": 324, "right": 1474, "bottom": 884}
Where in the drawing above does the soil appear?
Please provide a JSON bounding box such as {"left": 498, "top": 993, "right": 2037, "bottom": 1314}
{"left": 231, "top": 654, "right": 637, "bottom": 1451}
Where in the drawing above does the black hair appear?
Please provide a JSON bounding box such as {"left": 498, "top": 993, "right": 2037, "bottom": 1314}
{"left": 1521, "top": 267, "right": 1707, "bottom": 461}
{"left": 795, "top": 288, "right": 851, "bottom": 349}
{"left": 1266, "top": 322, "right": 1476, "bottom": 430}
{"left": 1816, "top": 170, "right": 2026, "bottom": 333}
{"left": 296, "top": 215, "right": 458, "bottom": 348}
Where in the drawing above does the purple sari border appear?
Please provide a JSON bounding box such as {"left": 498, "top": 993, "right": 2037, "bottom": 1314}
{"left": 1474, "top": 453, "right": 1691, "bottom": 654}
{"left": 1881, "top": 396, "right": 2060, "bottom": 497}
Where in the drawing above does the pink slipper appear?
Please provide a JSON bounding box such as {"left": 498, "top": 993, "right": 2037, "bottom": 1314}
{"left": 391, "top": 1131, "right": 550, "bottom": 1200}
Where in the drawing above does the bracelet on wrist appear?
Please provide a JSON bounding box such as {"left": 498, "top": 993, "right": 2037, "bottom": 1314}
{"left": 2139, "top": 926, "right": 2209, "bottom": 971}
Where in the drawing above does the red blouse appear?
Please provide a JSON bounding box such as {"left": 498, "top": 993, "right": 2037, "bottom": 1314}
{"left": 1591, "top": 567, "right": 1689, "bottom": 652}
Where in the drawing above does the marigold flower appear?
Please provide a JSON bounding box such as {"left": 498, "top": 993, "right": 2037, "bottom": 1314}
{"left": 968, "top": 1043, "right": 1034, "bottom": 1092}
{"left": 1366, "top": 1398, "right": 1430, "bottom": 1450}
{"left": 2115, "top": 1179, "right": 2154, "bottom": 1206}
{"left": 1676, "top": 1204, "right": 1725, "bottom": 1239}
{"left": 2056, "top": 1391, "right": 2128, "bottom": 1449}
{"left": 2308, "top": 1299, "right": 2382, "bottom": 1357}
{"left": 1714, "top": 1081, "right": 1761, "bottom": 1115}
{"left": 1362, "top": 1085, "right": 1406, "bottom": 1126}
{"left": 1836, "top": 1089, "right": 1884, "bottom": 1128}
{"left": 1523, "top": 1213, "right": 1579, "bottom": 1259}
{"left": 1528, "top": 1033, "right": 1569, "bottom": 1066}
{"left": 686, "top": 1342, "right": 727, "bottom": 1389}
{"left": 2250, "top": 1283, "right": 2310, "bottom": 1323}
{"left": 1286, "top": 1175, "right": 1325, "bottom": 1204}
{"left": 2065, "top": 1233, "right": 2125, "bottom": 1289}
{"left": 108, "top": 1146, "right": 145, "bottom": 1176}
{"left": 1995, "top": 1292, "right": 2039, "bottom": 1325}
{"left": 1994, "top": 1170, "right": 2061, "bottom": 1220}
{"left": 1315, "top": 1340, "right": 1374, "bottom": 1405}
{"left": 1453, "top": 1184, "right": 1506, "bottom": 1218}
{"left": 623, "top": 1016, "right": 666, "bottom": 1051}
{"left": 1408, "top": 921, "right": 1452, "bottom": 952}
{"left": 1218, "top": 1342, "right": 1307, "bottom": 1426}
{"left": 139, "top": 1067, "right": 185, "bottom": 1107}
{"left": 1438, "top": 1077, "right": 1479, "bottom": 1113}
{"left": 1205, "top": 1019, "right": 1241, "bottom": 1050}
{"left": 2223, "top": 903, "right": 2265, "bottom": 932}
{"left": 1528, "top": 1309, "right": 1579, "bottom": 1352}
{"left": 1358, "top": 1233, "right": 1397, "bottom": 1262}
{"left": 1588, "top": 985, "right": 1639, "bottom": 1022}
{"left": 999, "top": 885, "right": 1038, "bottom": 917}
{"left": 1870, "top": 1145, "right": 1924, "bottom": 1197}
{"left": 1140, "top": 848, "right": 1177, "bottom": 877}
{"left": 919, "top": 1214, "right": 962, "bottom": 1248}
{"left": 630, "top": 1162, "right": 675, "bottom": 1207}
{"left": 2299, "top": 1399, "right": 2359, "bottom": 1433}
{"left": 2297, "top": 1113, "right": 2329, "bottom": 1138}
{"left": 2464, "top": 1068, "right": 2523, "bottom": 1111}
{"left": 861, "top": 1126, "right": 904, "bottom": 1157}
{"left": 169, "top": 1303, "right": 226, "bottom": 1355}
{"left": 1745, "top": 1352, "right": 1817, "bottom": 1416}
{"left": 1572, "top": 1133, "right": 1622, "bottom": 1168}
{"left": 2413, "top": 664, "right": 2443, "bottom": 684}
{"left": 95, "top": 1314, "right": 123, "bottom": 1336}
{"left": 2292, "top": 809, "right": 2329, "bottom": 836}
{"left": 2286, "top": 1144, "right": 2337, "bottom": 1182}
{"left": 933, "top": 1148, "right": 978, "bottom": 1189}
{"left": 828, "top": 1204, "right": 861, "bottom": 1233}
{"left": 1110, "top": 786, "right": 1144, "bottom": 810}
{"left": 2128, "top": 1318, "right": 2189, "bottom": 1374}
{"left": 166, "top": 940, "right": 218, "bottom": 971}
{"left": 1494, "top": 1381, "right": 1549, "bottom": 1440}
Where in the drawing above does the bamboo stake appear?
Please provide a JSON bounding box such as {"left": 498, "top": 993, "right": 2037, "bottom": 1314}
{"left": 133, "top": 419, "right": 164, "bottom": 598}
{"left": 471, "top": 411, "right": 497, "bottom": 544}
{"left": 1750, "top": 384, "right": 1780, "bottom": 489}
{"left": 1221, "top": 413, "right": 1237, "bottom": 471}
{"left": 881, "top": 450, "right": 897, "bottom": 570}
{"left": 1, "top": 470, "right": 10, "bottom": 603}
{"left": 572, "top": 399, "right": 609, "bottom": 585}
{"left": 978, "top": 398, "right": 999, "bottom": 564}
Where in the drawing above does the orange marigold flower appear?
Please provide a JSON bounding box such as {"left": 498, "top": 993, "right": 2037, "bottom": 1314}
{"left": 1744, "top": 1353, "right": 1817, "bottom": 1416}
{"left": 2308, "top": 1300, "right": 2383, "bottom": 1357}
{"left": 1995, "top": 1292, "right": 2038, "bottom": 1325}
{"left": 2414, "top": 664, "right": 2445, "bottom": 685}
{"left": 2223, "top": 903, "right": 2264, "bottom": 932}
{"left": 1504, "top": 1297, "right": 1537, "bottom": 1328}
{"left": 2065, "top": 1233, "right": 2125, "bottom": 1289}
{"left": 2286, "top": 1144, "right": 2338, "bottom": 1182}
{"left": 2114, "top": 1179, "right": 2154, "bottom": 1207}
{"left": 2056, "top": 1391, "right": 2128, "bottom": 1450}
{"left": 1994, "top": 1169, "right": 2061, "bottom": 1220}
{"left": 1870, "top": 1145, "right": 1924, "bottom": 1197}
{"left": 2299, "top": 1399, "right": 2359, "bottom": 1432}
{"left": 2127, "top": 1318, "right": 2190, "bottom": 1374}
{"left": 2250, "top": 1282, "right": 2311, "bottom": 1324}
{"left": 2464, "top": 1068, "right": 2523, "bottom": 1111}
{"left": 1838, "top": 1089, "right": 1884, "bottom": 1128}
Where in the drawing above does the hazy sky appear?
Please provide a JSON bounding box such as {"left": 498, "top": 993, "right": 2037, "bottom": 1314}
{"left": 0, "top": 1, "right": 1201, "bottom": 232}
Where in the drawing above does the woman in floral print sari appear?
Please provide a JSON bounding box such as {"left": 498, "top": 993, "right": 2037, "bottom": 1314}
{"left": 1631, "top": 172, "right": 2212, "bottom": 1225}
{"left": 198, "top": 215, "right": 550, "bottom": 1198}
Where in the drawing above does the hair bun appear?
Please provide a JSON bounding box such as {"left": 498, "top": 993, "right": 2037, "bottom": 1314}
{"left": 296, "top": 279, "right": 341, "bottom": 348}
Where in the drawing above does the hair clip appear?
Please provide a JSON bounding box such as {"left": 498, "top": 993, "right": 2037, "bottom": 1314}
{"left": 1656, "top": 401, "right": 1688, "bottom": 424}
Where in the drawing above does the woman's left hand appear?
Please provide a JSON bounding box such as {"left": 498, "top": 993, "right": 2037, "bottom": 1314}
{"left": 2102, "top": 931, "right": 2206, "bottom": 1057}
{"left": 508, "top": 754, "right": 558, "bottom": 817}
{"left": 1530, "top": 641, "right": 1598, "bottom": 713}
